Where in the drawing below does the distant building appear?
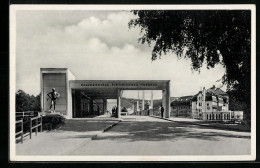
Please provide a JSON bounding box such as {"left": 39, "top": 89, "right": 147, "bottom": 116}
{"left": 191, "top": 85, "right": 231, "bottom": 121}
{"left": 231, "top": 111, "right": 244, "bottom": 121}
{"left": 170, "top": 96, "right": 193, "bottom": 117}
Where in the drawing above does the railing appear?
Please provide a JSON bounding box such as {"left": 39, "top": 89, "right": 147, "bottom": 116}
{"left": 29, "top": 116, "right": 43, "bottom": 139}
{"left": 16, "top": 111, "right": 35, "bottom": 118}
{"left": 15, "top": 112, "right": 63, "bottom": 144}
{"left": 134, "top": 108, "right": 161, "bottom": 116}
{"left": 15, "top": 119, "right": 23, "bottom": 144}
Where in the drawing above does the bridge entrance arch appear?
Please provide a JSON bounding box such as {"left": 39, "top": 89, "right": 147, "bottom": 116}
{"left": 40, "top": 68, "right": 170, "bottom": 119}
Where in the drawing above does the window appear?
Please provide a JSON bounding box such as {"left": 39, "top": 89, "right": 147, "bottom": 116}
{"left": 207, "top": 103, "right": 209, "bottom": 106}
{"left": 207, "top": 114, "right": 208, "bottom": 120}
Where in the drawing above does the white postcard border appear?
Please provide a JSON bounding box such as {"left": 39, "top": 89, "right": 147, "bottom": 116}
{"left": 9, "top": 4, "right": 256, "bottom": 161}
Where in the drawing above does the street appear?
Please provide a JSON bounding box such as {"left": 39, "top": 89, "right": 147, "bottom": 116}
{"left": 70, "top": 116, "right": 251, "bottom": 155}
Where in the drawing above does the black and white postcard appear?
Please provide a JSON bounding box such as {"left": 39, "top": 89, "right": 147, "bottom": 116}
{"left": 9, "top": 5, "right": 256, "bottom": 161}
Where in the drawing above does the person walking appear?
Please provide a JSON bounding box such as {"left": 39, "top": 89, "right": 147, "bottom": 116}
{"left": 115, "top": 106, "right": 118, "bottom": 118}
{"left": 160, "top": 105, "right": 164, "bottom": 118}
{"left": 47, "top": 88, "right": 60, "bottom": 113}
{"left": 112, "top": 107, "right": 115, "bottom": 117}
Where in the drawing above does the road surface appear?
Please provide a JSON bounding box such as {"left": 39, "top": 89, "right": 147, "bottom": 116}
{"left": 70, "top": 116, "right": 251, "bottom": 155}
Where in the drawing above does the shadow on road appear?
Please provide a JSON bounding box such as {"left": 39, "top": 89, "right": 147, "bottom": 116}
{"left": 94, "top": 121, "right": 251, "bottom": 142}
{"left": 55, "top": 120, "right": 115, "bottom": 132}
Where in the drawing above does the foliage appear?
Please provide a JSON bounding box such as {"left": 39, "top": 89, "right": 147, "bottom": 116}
{"left": 42, "top": 115, "right": 65, "bottom": 130}
{"left": 16, "top": 90, "right": 41, "bottom": 112}
{"left": 129, "top": 10, "right": 251, "bottom": 107}
{"left": 228, "top": 90, "right": 251, "bottom": 121}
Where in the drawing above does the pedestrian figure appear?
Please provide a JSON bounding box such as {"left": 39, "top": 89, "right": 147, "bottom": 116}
{"left": 112, "top": 106, "right": 117, "bottom": 117}
{"left": 97, "top": 105, "right": 100, "bottom": 116}
{"left": 47, "top": 88, "right": 60, "bottom": 113}
{"left": 112, "top": 107, "right": 115, "bottom": 117}
{"left": 115, "top": 106, "right": 118, "bottom": 118}
{"left": 160, "top": 105, "right": 164, "bottom": 118}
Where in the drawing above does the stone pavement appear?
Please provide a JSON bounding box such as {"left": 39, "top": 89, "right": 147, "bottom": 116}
{"left": 16, "top": 115, "right": 251, "bottom": 156}
{"left": 16, "top": 118, "right": 120, "bottom": 155}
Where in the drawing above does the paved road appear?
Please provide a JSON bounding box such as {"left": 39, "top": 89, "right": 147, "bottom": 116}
{"left": 16, "top": 119, "right": 119, "bottom": 155}
{"left": 71, "top": 116, "right": 251, "bottom": 155}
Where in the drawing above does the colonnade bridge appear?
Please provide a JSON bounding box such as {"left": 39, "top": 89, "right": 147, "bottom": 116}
{"left": 40, "top": 68, "right": 171, "bottom": 119}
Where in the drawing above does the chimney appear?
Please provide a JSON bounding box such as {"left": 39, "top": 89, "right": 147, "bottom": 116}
{"left": 213, "top": 85, "right": 216, "bottom": 90}
{"left": 202, "top": 87, "right": 206, "bottom": 100}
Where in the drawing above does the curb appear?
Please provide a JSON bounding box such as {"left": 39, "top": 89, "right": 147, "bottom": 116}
{"left": 149, "top": 115, "right": 250, "bottom": 132}
{"left": 91, "top": 120, "right": 122, "bottom": 140}
{"left": 150, "top": 115, "right": 173, "bottom": 122}
{"left": 103, "top": 120, "right": 122, "bottom": 133}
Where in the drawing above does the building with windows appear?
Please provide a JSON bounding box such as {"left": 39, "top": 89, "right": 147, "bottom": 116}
{"left": 170, "top": 96, "right": 193, "bottom": 117}
{"left": 191, "top": 85, "right": 231, "bottom": 121}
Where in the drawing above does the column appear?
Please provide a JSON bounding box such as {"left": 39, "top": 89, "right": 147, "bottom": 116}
{"left": 40, "top": 73, "right": 44, "bottom": 112}
{"left": 72, "top": 89, "right": 76, "bottom": 118}
{"left": 137, "top": 90, "right": 140, "bottom": 113}
{"left": 162, "top": 81, "right": 170, "bottom": 118}
{"left": 117, "top": 89, "right": 121, "bottom": 118}
{"left": 142, "top": 90, "right": 145, "bottom": 110}
{"left": 150, "top": 90, "right": 153, "bottom": 109}
{"left": 136, "top": 100, "right": 139, "bottom": 113}
{"left": 103, "top": 98, "right": 107, "bottom": 115}
{"left": 67, "top": 88, "right": 73, "bottom": 119}
{"left": 162, "top": 90, "right": 166, "bottom": 118}
{"left": 90, "top": 99, "right": 94, "bottom": 115}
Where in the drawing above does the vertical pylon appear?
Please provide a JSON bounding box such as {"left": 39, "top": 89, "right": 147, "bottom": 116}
{"left": 142, "top": 90, "right": 145, "bottom": 110}
{"left": 151, "top": 90, "right": 153, "bottom": 109}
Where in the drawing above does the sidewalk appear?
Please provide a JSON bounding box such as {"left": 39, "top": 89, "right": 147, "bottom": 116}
{"left": 16, "top": 119, "right": 121, "bottom": 155}
{"left": 150, "top": 115, "right": 250, "bottom": 132}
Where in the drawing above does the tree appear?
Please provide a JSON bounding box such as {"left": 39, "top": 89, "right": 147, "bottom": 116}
{"left": 16, "top": 90, "right": 30, "bottom": 112}
{"left": 129, "top": 10, "right": 251, "bottom": 108}
{"left": 16, "top": 90, "right": 41, "bottom": 112}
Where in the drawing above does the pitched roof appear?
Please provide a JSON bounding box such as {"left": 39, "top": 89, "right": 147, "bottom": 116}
{"left": 214, "top": 88, "right": 227, "bottom": 95}
{"left": 191, "top": 86, "right": 228, "bottom": 104}
{"left": 192, "top": 91, "right": 202, "bottom": 101}
{"left": 206, "top": 85, "right": 227, "bottom": 96}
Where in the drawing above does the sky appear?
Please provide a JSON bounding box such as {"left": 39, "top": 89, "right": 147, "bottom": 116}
{"left": 15, "top": 10, "right": 226, "bottom": 99}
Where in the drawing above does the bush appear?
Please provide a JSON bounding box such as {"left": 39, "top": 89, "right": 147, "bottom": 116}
{"left": 42, "top": 115, "right": 65, "bottom": 130}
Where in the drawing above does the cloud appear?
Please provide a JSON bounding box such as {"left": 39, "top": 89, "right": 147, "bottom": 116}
{"left": 15, "top": 10, "right": 226, "bottom": 98}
